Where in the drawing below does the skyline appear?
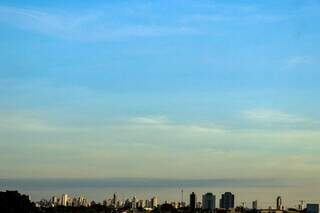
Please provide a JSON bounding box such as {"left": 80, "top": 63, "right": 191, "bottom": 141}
{"left": 1, "top": 189, "right": 319, "bottom": 213}
{"left": 1, "top": 177, "right": 319, "bottom": 208}
{"left": 3, "top": 188, "right": 318, "bottom": 210}
{"left": 0, "top": 0, "right": 320, "bottom": 184}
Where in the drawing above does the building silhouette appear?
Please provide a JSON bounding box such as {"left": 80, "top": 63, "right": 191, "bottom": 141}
{"left": 113, "top": 193, "right": 118, "bottom": 207}
{"left": 132, "top": 196, "right": 137, "bottom": 209}
{"left": 190, "top": 192, "right": 197, "bottom": 211}
{"left": 61, "top": 194, "right": 68, "bottom": 206}
{"left": 151, "top": 196, "right": 158, "bottom": 209}
{"left": 202, "top": 192, "right": 216, "bottom": 211}
{"left": 252, "top": 200, "right": 258, "bottom": 210}
{"left": 306, "top": 203, "right": 319, "bottom": 213}
{"left": 219, "top": 192, "right": 234, "bottom": 209}
{"left": 276, "top": 196, "right": 282, "bottom": 210}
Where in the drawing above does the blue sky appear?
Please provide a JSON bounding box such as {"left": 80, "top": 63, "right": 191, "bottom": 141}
{"left": 0, "top": 0, "right": 320, "bottom": 180}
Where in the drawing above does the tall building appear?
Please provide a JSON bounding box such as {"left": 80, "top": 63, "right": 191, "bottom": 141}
{"left": 113, "top": 193, "right": 118, "bottom": 207}
{"left": 220, "top": 192, "right": 234, "bottom": 209}
{"left": 276, "top": 196, "right": 282, "bottom": 210}
{"left": 72, "top": 197, "right": 78, "bottom": 207}
{"left": 145, "top": 199, "right": 151, "bottom": 208}
{"left": 61, "top": 194, "right": 68, "bottom": 206}
{"left": 299, "top": 201, "right": 305, "bottom": 211}
{"left": 190, "top": 192, "right": 197, "bottom": 211}
{"left": 151, "top": 196, "right": 158, "bottom": 209}
{"left": 137, "top": 200, "right": 145, "bottom": 208}
{"left": 307, "top": 204, "right": 319, "bottom": 213}
{"left": 51, "top": 196, "right": 58, "bottom": 207}
{"left": 202, "top": 192, "right": 216, "bottom": 210}
{"left": 124, "top": 199, "right": 131, "bottom": 208}
{"left": 252, "top": 200, "right": 258, "bottom": 210}
{"left": 132, "top": 196, "right": 137, "bottom": 209}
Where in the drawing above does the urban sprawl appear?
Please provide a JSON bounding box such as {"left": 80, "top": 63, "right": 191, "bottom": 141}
{"left": 34, "top": 191, "right": 319, "bottom": 213}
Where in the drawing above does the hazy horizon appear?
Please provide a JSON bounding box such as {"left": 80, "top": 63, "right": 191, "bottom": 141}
{"left": 1, "top": 177, "right": 319, "bottom": 207}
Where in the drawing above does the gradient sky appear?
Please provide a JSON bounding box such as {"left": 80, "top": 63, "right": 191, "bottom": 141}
{"left": 0, "top": 0, "right": 320, "bottom": 180}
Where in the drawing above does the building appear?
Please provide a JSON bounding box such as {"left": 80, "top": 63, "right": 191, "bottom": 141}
{"left": 124, "top": 199, "right": 131, "bottom": 208}
{"left": 190, "top": 192, "right": 197, "bottom": 211}
{"left": 299, "top": 201, "right": 305, "bottom": 211}
{"left": 72, "top": 197, "right": 78, "bottom": 207}
{"left": 61, "top": 194, "right": 68, "bottom": 206}
{"left": 112, "top": 193, "right": 118, "bottom": 207}
{"left": 78, "top": 196, "right": 89, "bottom": 207}
{"left": 132, "top": 196, "right": 137, "bottom": 209}
{"left": 145, "top": 199, "right": 151, "bottom": 208}
{"left": 202, "top": 192, "right": 216, "bottom": 210}
{"left": 252, "top": 200, "right": 258, "bottom": 210}
{"left": 219, "top": 192, "right": 234, "bottom": 209}
{"left": 51, "top": 196, "right": 59, "bottom": 207}
{"left": 137, "top": 199, "right": 145, "bottom": 208}
{"left": 151, "top": 196, "right": 158, "bottom": 209}
{"left": 307, "top": 204, "right": 319, "bottom": 213}
{"left": 276, "top": 196, "right": 282, "bottom": 210}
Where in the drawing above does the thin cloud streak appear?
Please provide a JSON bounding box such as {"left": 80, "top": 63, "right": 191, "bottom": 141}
{"left": 0, "top": 5, "right": 198, "bottom": 41}
{"left": 242, "top": 109, "right": 310, "bottom": 124}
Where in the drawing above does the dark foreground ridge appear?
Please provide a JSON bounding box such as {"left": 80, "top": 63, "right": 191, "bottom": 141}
{"left": 0, "top": 190, "right": 39, "bottom": 213}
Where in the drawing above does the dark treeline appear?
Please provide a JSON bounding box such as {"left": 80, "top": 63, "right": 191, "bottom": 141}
{"left": 0, "top": 190, "right": 39, "bottom": 213}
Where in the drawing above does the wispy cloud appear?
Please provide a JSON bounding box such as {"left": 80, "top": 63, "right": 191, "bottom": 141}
{"left": 128, "top": 116, "right": 226, "bottom": 134}
{"left": 0, "top": 112, "right": 58, "bottom": 132}
{"left": 242, "top": 109, "right": 309, "bottom": 124}
{"left": 0, "top": 2, "right": 288, "bottom": 42}
{"left": 179, "top": 2, "right": 286, "bottom": 25}
{"left": 129, "top": 116, "right": 169, "bottom": 125}
{"left": 0, "top": 5, "right": 197, "bottom": 41}
{"left": 181, "top": 13, "right": 284, "bottom": 24}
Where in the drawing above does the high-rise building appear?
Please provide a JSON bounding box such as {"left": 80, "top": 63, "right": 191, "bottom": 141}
{"left": 202, "top": 192, "right": 216, "bottom": 210}
{"left": 307, "top": 204, "right": 319, "bottom": 213}
{"left": 137, "top": 199, "right": 145, "bottom": 208}
{"left": 124, "top": 199, "right": 131, "bottom": 208}
{"left": 132, "top": 196, "right": 137, "bottom": 209}
{"left": 220, "top": 192, "right": 234, "bottom": 209}
{"left": 252, "top": 200, "right": 258, "bottom": 210}
{"left": 72, "top": 197, "right": 78, "bottom": 207}
{"left": 51, "top": 196, "right": 58, "bottom": 207}
{"left": 276, "top": 196, "right": 282, "bottom": 210}
{"left": 113, "top": 193, "right": 118, "bottom": 207}
{"left": 151, "top": 196, "right": 158, "bottom": 209}
{"left": 190, "top": 192, "right": 197, "bottom": 211}
{"left": 61, "top": 194, "right": 68, "bottom": 206}
{"left": 299, "top": 201, "right": 305, "bottom": 211}
{"left": 77, "top": 196, "right": 89, "bottom": 207}
{"left": 145, "top": 199, "right": 151, "bottom": 208}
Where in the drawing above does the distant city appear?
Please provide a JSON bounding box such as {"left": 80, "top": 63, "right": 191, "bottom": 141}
{"left": 26, "top": 190, "right": 319, "bottom": 213}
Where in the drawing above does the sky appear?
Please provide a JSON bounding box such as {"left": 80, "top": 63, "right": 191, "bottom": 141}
{"left": 0, "top": 0, "right": 320, "bottom": 181}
